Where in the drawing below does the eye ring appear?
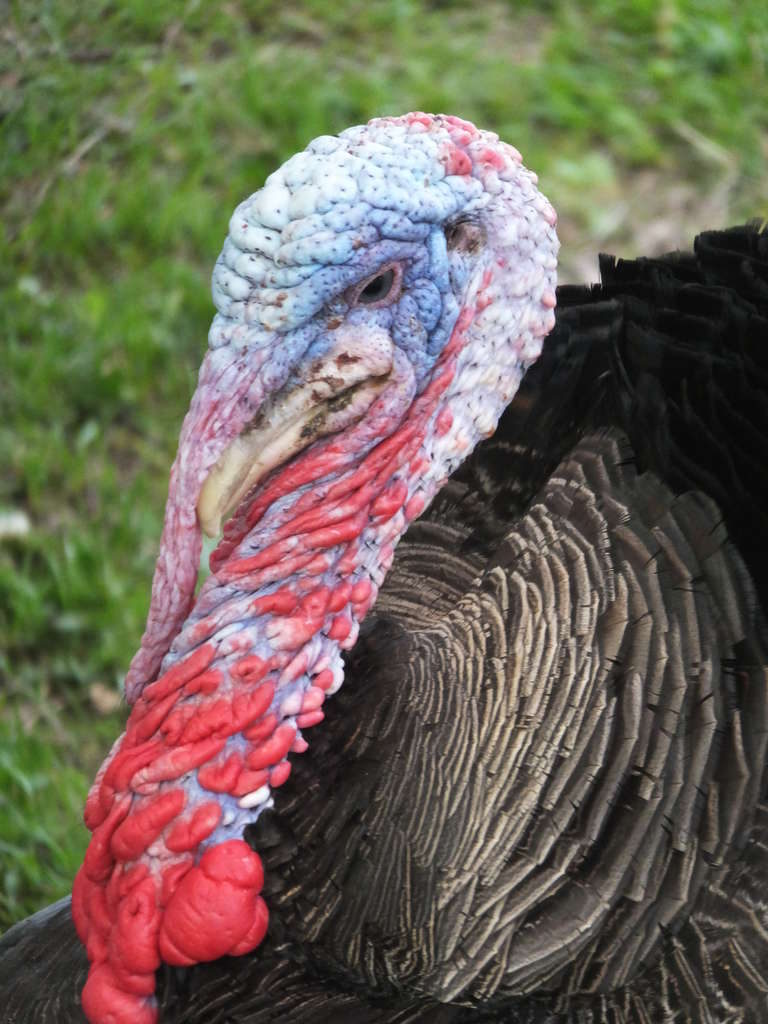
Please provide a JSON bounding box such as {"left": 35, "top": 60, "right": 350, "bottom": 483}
{"left": 347, "top": 263, "right": 402, "bottom": 308}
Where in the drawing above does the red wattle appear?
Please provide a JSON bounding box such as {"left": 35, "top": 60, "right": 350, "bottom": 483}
{"left": 81, "top": 962, "right": 158, "bottom": 1024}
{"left": 158, "top": 840, "right": 267, "bottom": 965}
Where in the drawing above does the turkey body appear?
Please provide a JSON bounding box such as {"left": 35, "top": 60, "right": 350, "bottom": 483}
{"left": 1, "top": 224, "right": 767, "bottom": 1023}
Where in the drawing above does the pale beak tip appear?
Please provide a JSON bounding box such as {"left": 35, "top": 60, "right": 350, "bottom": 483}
{"left": 197, "top": 487, "right": 223, "bottom": 539}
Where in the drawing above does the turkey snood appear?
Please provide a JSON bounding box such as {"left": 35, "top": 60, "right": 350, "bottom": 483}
{"left": 72, "top": 113, "right": 559, "bottom": 1024}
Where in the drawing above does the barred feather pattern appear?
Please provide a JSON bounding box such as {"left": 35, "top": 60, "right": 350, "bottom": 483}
{"left": 241, "top": 429, "right": 768, "bottom": 1016}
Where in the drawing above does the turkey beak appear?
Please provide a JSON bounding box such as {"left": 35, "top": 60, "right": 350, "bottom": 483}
{"left": 197, "top": 329, "right": 394, "bottom": 538}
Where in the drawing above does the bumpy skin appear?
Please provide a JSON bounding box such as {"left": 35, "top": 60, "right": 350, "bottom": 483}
{"left": 2, "top": 225, "right": 768, "bottom": 1024}
{"left": 71, "top": 114, "right": 558, "bottom": 1023}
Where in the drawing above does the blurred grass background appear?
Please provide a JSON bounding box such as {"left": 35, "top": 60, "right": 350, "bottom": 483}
{"left": 1, "top": 0, "right": 767, "bottom": 931}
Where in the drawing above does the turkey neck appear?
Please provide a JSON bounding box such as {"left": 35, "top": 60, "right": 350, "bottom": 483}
{"left": 71, "top": 309, "right": 480, "bottom": 1024}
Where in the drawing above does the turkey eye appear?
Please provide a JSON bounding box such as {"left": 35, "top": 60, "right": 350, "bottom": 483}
{"left": 359, "top": 269, "right": 395, "bottom": 303}
{"left": 346, "top": 264, "right": 402, "bottom": 309}
{"left": 445, "top": 219, "right": 484, "bottom": 253}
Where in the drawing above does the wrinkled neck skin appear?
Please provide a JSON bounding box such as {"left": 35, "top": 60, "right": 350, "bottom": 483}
{"left": 72, "top": 114, "right": 558, "bottom": 1024}
{"left": 133, "top": 220, "right": 555, "bottom": 849}
{"left": 174, "top": 206, "right": 553, "bottom": 669}
{"left": 171, "top": 204, "right": 555, "bottom": 771}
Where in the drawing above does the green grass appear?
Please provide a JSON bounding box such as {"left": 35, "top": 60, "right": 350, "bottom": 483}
{"left": 2, "top": 0, "right": 767, "bottom": 931}
{"left": 0, "top": 706, "right": 115, "bottom": 926}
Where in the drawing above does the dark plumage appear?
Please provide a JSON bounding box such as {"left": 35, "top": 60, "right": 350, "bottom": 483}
{"left": 2, "top": 224, "right": 767, "bottom": 1024}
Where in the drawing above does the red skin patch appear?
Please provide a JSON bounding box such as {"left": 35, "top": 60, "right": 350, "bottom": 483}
{"left": 442, "top": 145, "right": 473, "bottom": 177}
{"left": 350, "top": 579, "right": 372, "bottom": 604}
{"left": 80, "top": 963, "right": 158, "bottom": 1024}
{"left": 243, "top": 713, "right": 279, "bottom": 744}
{"left": 158, "top": 840, "right": 267, "bottom": 966}
{"left": 270, "top": 760, "right": 292, "bottom": 787}
{"left": 402, "top": 112, "right": 433, "bottom": 129}
{"left": 246, "top": 723, "right": 297, "bottom": 771}
{"left": 280, "top": 648, "right": 311, "bottom": 685}
{"left": 405, "top": 494, "right": 426, "bottom": 521}
{"left": 296, "top": 710, "right": 325, "bottom": 730}
{"left": 82, "top": 796, "right": 132, "bottom": 882}
{"left": 443, "top": 114, "right": 479, "bottom": 137}
{"left": 312, "top": 668, "right": 335, "bottom": 691}
{"left": 476, "top": 145, "right": 507, "bottom": 171}
{"left": 230, "top": 684, "right": 277, "bottom": 731}
{"left": 328, "top": 580, "right": 353, "bottom": 611}
{"left": 131, "top": 736, "right": 227, "bottom": 792}
{"left": 231, "top": 655, "right": 269, "bottom": 683}
{"left": 139, "top": 643, "right": 217, "bottom": 705}
{"left": 300, "top": 686, "right": 325, "bottom": 712}
{"left": 197, "top": 752, "right": 244, "bottom": 793}
{"left": 232, "top": 769, "right": 270, "bottom": 797}
{"left": 110, "top": 789, "right": 186, "bottom": 862}
{"left": 74, "top": 648, "right": 279, "bottom": 1022}
{"left": 251, "top": 588, "right": 299, "bottom": 616}
{"left": 165, "top": 802, "right": 222, "bottom": 854}
{"left": 74, "top": 866, "right": 162, "bottom": 1023}
{"left": 370, "top": 479, "right": 409, "bottom": 520}
{"left": 328, "top": 614, "right": 352, "bottom": 641}
{"left": 435, "top": 406, "right": 453, "bottom": 437}
{"left": 475, "top": 268, "right": 495, "bottom": 313}
{"left": 98, "top": 737, "right": 174, "bottom": 806}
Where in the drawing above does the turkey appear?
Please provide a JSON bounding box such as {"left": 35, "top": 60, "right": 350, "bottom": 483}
{"left": 1, "top": 112, "right": 768, "bottom": 1024}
